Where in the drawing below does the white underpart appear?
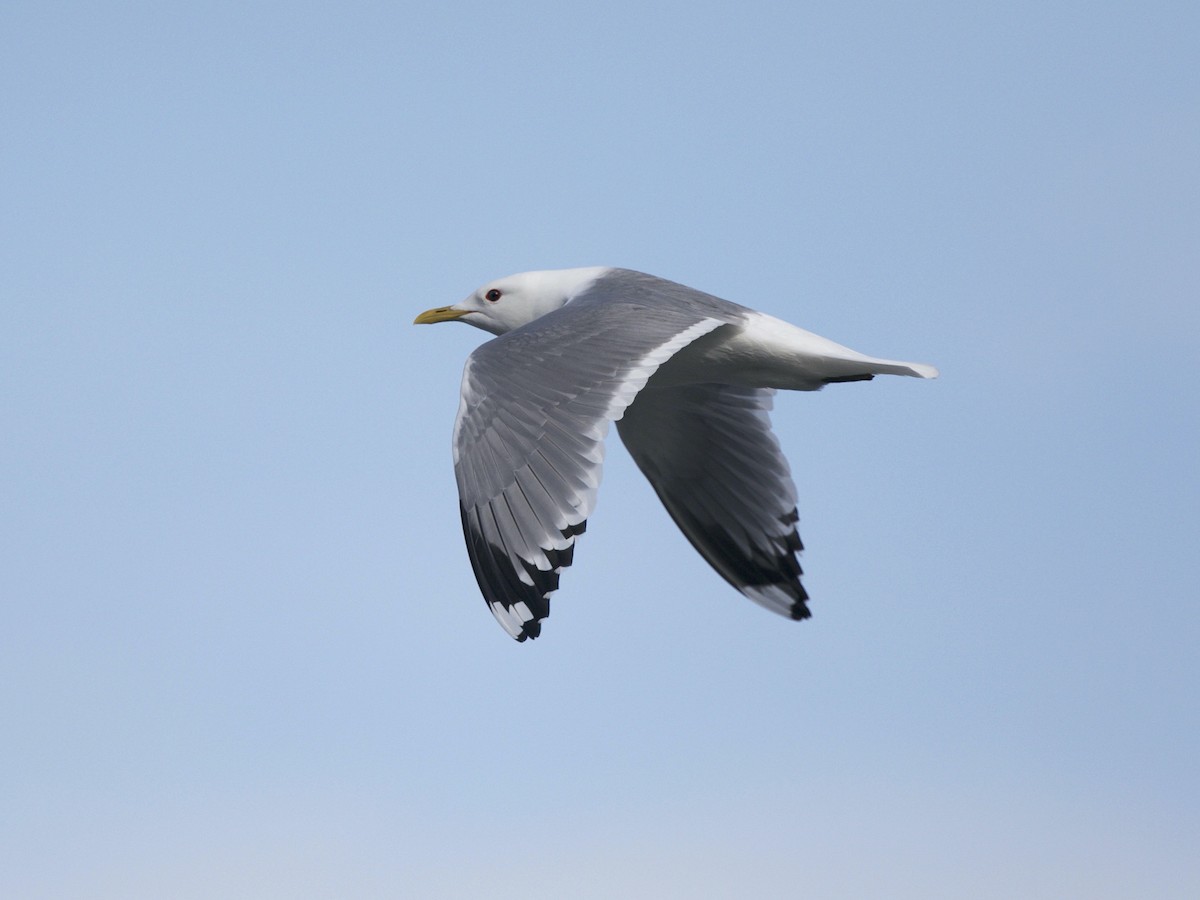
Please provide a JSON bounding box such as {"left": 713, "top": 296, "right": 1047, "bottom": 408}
{"left": 654, "top": 311, "right": 939, "bottom": 391}
{"left": 435, "top": 267, "right": 940, "bottom": 640}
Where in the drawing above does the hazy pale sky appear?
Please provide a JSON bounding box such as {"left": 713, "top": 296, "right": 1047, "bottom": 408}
{"left": 2, "top": 2, "right": 1197, "bottom": 897}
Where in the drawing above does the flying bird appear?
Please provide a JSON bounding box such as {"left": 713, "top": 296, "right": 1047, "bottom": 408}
{"left": 414, "top": 267, "right": 936, "bottom": 641}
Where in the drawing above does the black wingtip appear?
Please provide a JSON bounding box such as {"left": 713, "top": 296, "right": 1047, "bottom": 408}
{"left": 822, "top": 373, "right": 876, "bottom": 384}
{"left": 513, "top": 620, "right": 542, "bottom": 642}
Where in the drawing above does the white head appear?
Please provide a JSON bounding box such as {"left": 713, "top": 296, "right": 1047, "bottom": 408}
{"left": 414, "top": 267, "right": 610, "bottom": 336}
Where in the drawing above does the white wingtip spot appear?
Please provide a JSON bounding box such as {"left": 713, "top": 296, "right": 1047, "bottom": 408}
{"left": 489, "top": 600, "right": 537, "bottom": 639}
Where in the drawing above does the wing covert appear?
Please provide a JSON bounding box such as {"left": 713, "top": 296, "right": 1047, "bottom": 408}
{"left": 452, "top": 298, "right": 731, "bottom": 640}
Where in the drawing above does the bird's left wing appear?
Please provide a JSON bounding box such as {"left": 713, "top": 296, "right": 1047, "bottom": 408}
{"left": 452, "top": 296, "right": 731, "bottom": 640}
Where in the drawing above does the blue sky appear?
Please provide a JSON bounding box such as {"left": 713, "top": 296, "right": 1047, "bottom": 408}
{"left": 2, "top": 2, "right": 1197, "bottom": 897}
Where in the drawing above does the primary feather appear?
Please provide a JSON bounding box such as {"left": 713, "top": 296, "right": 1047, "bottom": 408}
{"left": 414, "top": 267, "right": 937, "bottom": 641}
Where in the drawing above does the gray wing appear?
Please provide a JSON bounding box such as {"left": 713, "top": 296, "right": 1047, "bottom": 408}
{"left": 616, "top": 382, "right": 810, "bottom": 620}
{"left": 453, "top": 286, "right": 736, "bottom": 640}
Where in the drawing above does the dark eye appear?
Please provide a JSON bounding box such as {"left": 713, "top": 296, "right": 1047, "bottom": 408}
{"left": 485, "top": 289, "right": 502, "bottom": 302}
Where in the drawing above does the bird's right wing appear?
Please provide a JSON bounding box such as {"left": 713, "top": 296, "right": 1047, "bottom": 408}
{"left": 616, "top": 382, "right": 810, "bottom": 620}
{"left": 453, "top": 296, "right": 732, "bottom": 640}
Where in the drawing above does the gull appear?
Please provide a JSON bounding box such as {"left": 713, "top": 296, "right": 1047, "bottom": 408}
{"left": 415, "top": 267, "right": 937, "bottom": 641}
